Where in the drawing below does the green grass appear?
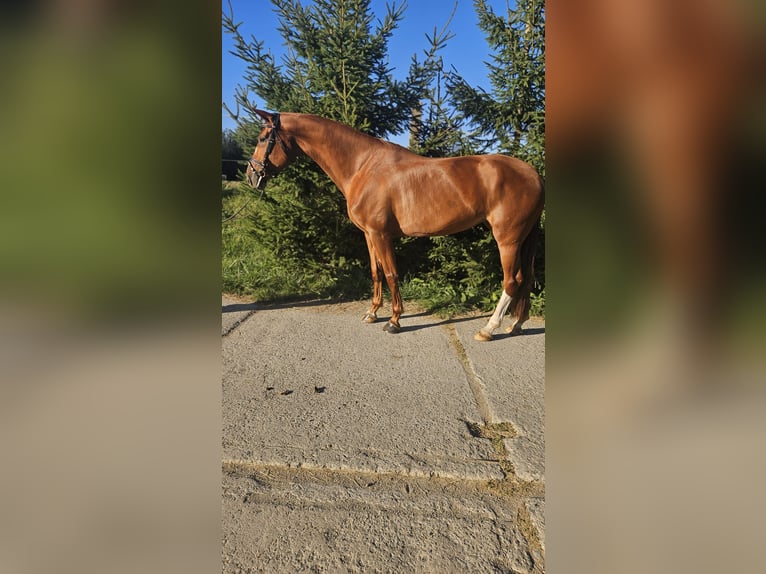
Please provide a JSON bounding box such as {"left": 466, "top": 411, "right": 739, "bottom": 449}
{"left": 222, "top": 183, "right": 360, "bottom": 300}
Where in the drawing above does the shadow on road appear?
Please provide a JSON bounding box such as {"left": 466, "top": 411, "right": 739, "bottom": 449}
{"left": 398, "top": 313, "right": 488, "bottom": 332}
{"left": 401, "top": 316, "right": 545, "bottom": 336}
{"left": 223, "top": 297, "right": 544, "bottom": 336}
{"left": 222, "top": 297, "right": 348, "bottom": 314}
{"left": 489, "top": 326, "right": 546, "bottom": 339}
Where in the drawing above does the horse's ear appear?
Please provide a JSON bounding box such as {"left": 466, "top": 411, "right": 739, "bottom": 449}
{"left": 253, "top": 109, "right": 273, "bottom": 124}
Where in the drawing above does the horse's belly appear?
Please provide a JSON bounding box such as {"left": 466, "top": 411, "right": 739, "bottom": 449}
{"left": 398, "top": 211, "right": 484, "bottom": 237}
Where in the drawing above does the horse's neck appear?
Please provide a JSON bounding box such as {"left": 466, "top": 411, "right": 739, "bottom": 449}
{"left": 285, "top": 115, "right": 379, "bottom": 195}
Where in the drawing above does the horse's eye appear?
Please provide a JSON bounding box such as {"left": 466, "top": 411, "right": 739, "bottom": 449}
{"left": 259, "top": 136, "right": 268, "bottom": 142}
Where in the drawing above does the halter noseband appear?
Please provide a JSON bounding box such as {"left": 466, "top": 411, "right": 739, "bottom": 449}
{"left": 248, "top": 112, "right": 290, "bottom": 188}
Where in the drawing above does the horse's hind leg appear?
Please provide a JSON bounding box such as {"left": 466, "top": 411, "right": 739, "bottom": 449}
{"left": 475, "top": 289, "right": 514, "bottom": 341}
{"left": 362, "top": 233, "right": 383, "bottom": 323}
{"left": 505, "top": 265, "right": 530, "bottom": 336}
{"left": 475, "top": 241, "right": 520, "bottom": 341}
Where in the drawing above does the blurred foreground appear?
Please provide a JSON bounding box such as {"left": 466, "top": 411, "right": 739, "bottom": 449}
{"left": 547, "top": 0, "right": 766, "bottom": 572}
{"left": 0, "top": 2, "right": 220, "bottom": 573}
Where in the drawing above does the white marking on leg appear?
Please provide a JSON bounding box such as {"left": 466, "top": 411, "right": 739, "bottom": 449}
{"left": 481, "top": 290, "right": 512, "bottom": 335}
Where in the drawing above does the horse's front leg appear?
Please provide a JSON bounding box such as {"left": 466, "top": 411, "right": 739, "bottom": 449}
{"left": 369, "top": 233, "right": 403, "bottom": 333}
{"left": 382, "top": 269, "right": 403, "bottom": 333}
{"left": 362, "top": 234, "right": 383, "bottom": 323}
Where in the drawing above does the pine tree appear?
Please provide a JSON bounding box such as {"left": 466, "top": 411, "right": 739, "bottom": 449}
{"left": 448, "top": 0, "right": 545, "bottom": 174}
{"left": 406, "top": 4, "right": 474, "bottom": 159}
{"left": 224, "top": 0, "right": 447, "bottom": 137}
{"left": 411, "top": 70, "right": 478, "bottom": 158}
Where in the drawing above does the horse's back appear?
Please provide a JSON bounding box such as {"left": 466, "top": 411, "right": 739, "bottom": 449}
{"left": 349, "top": 150, "right": 542, "bottom": 237}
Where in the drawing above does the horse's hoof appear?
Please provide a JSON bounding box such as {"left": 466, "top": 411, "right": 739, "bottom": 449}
{"left": 362, "top": 312, "right": 377, "bottom": 323}
{"left": 474, "top": 330, "right": 493, "bottom": 342}
{"left": 505, "top": 325, "right": 523, "bottom": 336}
{"left": 383, "top": 321, "right": 401, "bottom": 334}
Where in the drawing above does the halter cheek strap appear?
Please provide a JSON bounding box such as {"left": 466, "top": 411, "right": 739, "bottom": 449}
{"left": 248, "top": 112, "right": 290, "bottom": 177}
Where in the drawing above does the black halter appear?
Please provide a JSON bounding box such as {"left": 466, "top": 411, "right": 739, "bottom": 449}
{"left": 248, "top": 113, "right": 290, "bottom": 182}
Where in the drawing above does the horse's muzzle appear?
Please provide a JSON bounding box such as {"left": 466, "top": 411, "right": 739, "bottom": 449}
{"left": 246, "top": 168, "right": 267, "bottom": 190}
{"left": 247, "top": 157, "right": 270, "bottom": 190}
{"left": 253, "top": 173, "right": 266, "bottom": 190}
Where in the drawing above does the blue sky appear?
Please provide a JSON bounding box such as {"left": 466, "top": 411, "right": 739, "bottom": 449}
{"left": 222, "top": 0, "right": 510, "bottom": 146}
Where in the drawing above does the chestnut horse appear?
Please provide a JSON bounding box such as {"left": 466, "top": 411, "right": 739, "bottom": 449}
{"left": 246, "top": 110, "right": 544, "bottom": 341}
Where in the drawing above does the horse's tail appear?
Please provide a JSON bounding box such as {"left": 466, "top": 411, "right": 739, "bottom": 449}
{"left": 510, "top": 182, "right": 544, "bottom": 321}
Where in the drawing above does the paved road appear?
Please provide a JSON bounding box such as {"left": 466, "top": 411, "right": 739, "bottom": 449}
{"left": 222, "top": 295, "right": 545, "bottom": 573}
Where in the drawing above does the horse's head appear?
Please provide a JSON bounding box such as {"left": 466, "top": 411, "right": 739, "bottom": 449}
{"left": 246, "top": 110, "right": 295, "bottom": 190}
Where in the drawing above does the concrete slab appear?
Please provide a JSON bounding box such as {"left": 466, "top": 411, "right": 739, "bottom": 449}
{"left": 222, "top": 301, "right": 504, "bottom": 480}
{"left": 452, "top": 316, "right": 545, "bottom": 482}
{"left": 222, "top": 466, "right": 535, "bottom": 574}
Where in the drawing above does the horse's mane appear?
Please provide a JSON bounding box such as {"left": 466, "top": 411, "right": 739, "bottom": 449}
{"left": 294, "top": 113, "right": 414, "bottom": 155}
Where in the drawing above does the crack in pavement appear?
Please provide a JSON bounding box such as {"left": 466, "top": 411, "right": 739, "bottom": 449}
{"left": 444, "top": 323, "right": 497, "bottom": 424}
{"left": 222, "top": 309, "right": 257, "bottom": 337}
